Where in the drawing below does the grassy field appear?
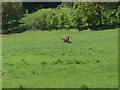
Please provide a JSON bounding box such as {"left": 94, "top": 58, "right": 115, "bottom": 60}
{"left": 2, "top": 29, "right": 118, "bottom": 88}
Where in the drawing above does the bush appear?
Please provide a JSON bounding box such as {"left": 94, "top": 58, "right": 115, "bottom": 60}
{"left": 41, "top": 61, "right": 48, "bottom": 65}
{"left": 80, "top": 84, "right": 88, "bottom": 88}
{"left": 34, "top": 13, "right": 48, "bottom": 30}
{"left": 52, "top": 59, "right": 63, "bottom": 65}
{"left": 19, "top": 8, "right": 74, "bottom": 31}
{"left": 49, "top": 12, "right": 59, "bottom": 29}
{"left": 19, "top": 84, "right": 24, "bottom": 88}
{"left": 73, "top": 9, "right": 83, "bottom": 30}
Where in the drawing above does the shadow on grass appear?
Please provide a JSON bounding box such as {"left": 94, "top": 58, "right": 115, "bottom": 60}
{"left": 67, "top": 41, "right": 72, "bottom": 43}
{"left": 78, "top": 24, "right": 118, "bottom": 31}
{"left": 90, "top": 25, "right": 118, "bottom": 31}
{"left": 3, "top": 23, "right": 119, "bottom": 34}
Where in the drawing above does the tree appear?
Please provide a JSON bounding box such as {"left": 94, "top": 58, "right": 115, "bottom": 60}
{"left": 2, "top": 2, "right": 23, "bottom": 33}
{"left": 34, "top": 13, "right": 48, "bottom": 30}
{"left": 95, "top": 2, "right": 119, "bottom": 26}
{"left": 60, "top": 2, "right": 73, "bottom": 9}
{"left": 116, "top": 5, "right": 120, "bottom": 26}
{"left": 73, "top": 8, "right": 83, "bottom": 30}
{"left": 50, "top": 13, "right": 59, "bottom": 29}
{"left": 0, "top": 1, "right": 2, "bottom": 30}
{"left": 76, "top": 2, "right": 99, "bottom": 27}
{"left": 60, "top": 12, "right": 66, "bottom": 29}
{"left": 76, "top": 2, "right": 119, "bottom": 28}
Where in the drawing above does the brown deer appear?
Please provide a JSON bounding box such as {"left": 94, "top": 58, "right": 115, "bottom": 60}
{"left": 61, "top": 36, "right": 69, "bottom": 42}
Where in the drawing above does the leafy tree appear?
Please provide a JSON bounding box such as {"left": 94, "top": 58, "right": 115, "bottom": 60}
{"left": 50, "top": 13, "right": 59, "bottom": 29}
{"left": 60, "top": 2, "right": 73, "bottom": 9}
{"left": 73, "top": 2, "right": 78, "bottom": 9}
{"left": 76, "top": 2, "right": 119, "bottom": 28}
{"left": 46, "top": 11, "right": 53, "bottom": 30}
{"left": 34, "top": 13, "right": 48, "bottom": 30}
{"left": 2, "top": 2, "right": 23, "bottom": 33}
{"left": 60, "top": 12, "right": 66, "bottom": 29}
{"left": 76, "top": 2, "right": 99, "bottom": 27}
{"left": 116, "top": 5, "right": 120, "bottom": 26}
{"left": 96, "top": 2, "right": 119, "bottom": 26}
{"left": 73, "top": 8, "right": 83, "bottom": 30}
{"left": 0, "top": 1, "right": 2, "bottom": 30}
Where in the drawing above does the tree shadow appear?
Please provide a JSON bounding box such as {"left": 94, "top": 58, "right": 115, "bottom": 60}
{"left": 90, "top": 25, "right": 117, "bottom": 31}
{"left": 78, "top": 24, "right": 118, "bottom": 31}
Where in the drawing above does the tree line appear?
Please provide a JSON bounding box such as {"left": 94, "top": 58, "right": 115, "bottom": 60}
{"left": 2, "top": 2, "right": 120, "bottom": 33}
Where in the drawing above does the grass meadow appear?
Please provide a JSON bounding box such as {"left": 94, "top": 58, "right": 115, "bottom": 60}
{"left": 2, "top": 29, "right": 118, "bottom": 88}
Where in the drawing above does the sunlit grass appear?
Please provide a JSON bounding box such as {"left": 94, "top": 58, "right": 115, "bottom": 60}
{"left": 2, "top": 29, "right": 118, "bottom": 88}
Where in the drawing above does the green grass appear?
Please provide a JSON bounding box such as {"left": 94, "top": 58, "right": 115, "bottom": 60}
{"left": 2, "top": 29, "right": 118, "bottom": 88}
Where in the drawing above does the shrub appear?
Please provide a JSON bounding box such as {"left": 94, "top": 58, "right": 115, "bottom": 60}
{"left": 55, "top": 59, "right": 63, "bottom": 64}
{"left": 80, "top": 84, "right": 88, "bottom": 88}
{"left": 50, "top": 12, "right": 59, "bottom": 29}
{"left": 34, "top": 13, "right": 48, "bottom": 30}
{"left": 19, "top": 84, "right": 24, "bottom": 88}
{"left": 19, "top": 9, "right": 54, "bottom": 30}
{"left": 41, "top": 61, "right": 47, "bottom": 65}
{"left": 66, "top": 60, "right": 74, "bottom": 64}
{"left": 75, "top": 60, "right": 80, "bottom": 64}
{"left": 19, "top": 8, "right": 74, "bottom": 31}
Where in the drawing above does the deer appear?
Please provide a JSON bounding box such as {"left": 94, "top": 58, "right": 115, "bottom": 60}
{"left": 61, "top": 36, "right": 69, "bottom": 42}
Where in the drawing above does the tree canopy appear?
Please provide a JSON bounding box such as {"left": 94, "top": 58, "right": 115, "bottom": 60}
{"left": 2, "top": 2, "right": 23, "bottom": 32}
{"left": 2, "top": 2, "right": 120, "bottom": 33}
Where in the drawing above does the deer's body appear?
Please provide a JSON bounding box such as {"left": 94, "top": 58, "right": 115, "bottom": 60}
{"left": 61, "top": 36, "right": 69, "bottom": 42}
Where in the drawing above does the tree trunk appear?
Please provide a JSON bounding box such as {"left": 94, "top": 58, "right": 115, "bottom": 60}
{"left": 5, "top": 23, "right": 8, "bottom": 31}
{"left": 4, "top": 23, "right": 10, "bottom": 34}
{"left": 88, "top": 23, "right": 90, "bottom": 28}
{"left": 98, "top": 10, "right": 102, "bottom": 26}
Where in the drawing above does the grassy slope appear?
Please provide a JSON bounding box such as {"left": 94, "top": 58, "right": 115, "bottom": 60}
{"left": 2, "top": 29, "right": 118, "bottom": 88}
